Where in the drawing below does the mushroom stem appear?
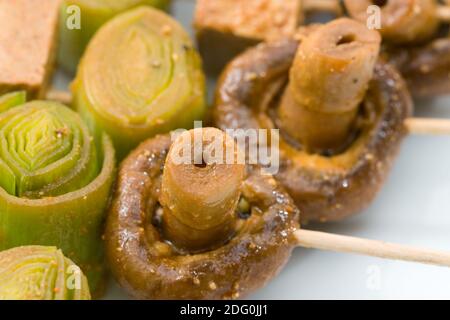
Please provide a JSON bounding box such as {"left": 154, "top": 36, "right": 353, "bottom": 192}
{"left": 278, "top": 18, "right": 381, "bottom": 153}
{"left": 160, "top": 128, "right": 245, "bottom": 252}
{"left": 295, "top": 229, "right": 450, "bottom": 268}
{"left": 405, "top": 118, "right": 450, "bottom": 135}
{"left": 437, "top": 5, "right": 450, "bottom": 22}
{"left": 303, "top": 0, "right": 342, "bottom": 15}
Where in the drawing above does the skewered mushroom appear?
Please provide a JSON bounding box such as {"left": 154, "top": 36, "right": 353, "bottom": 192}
{"left": 48, "top": 15, "right": 450, "bottom": 225}
{"left": 105, "top": 128, "right": 300, "bottom": 299}
{"left": 214, "top": 18, "right": 413, "bottom": 223}
{"left": 344, "top": 0, "right": 450, "bottom": 43}
{"left": 344, "top": 0, "right": 450, "bottom": 97}
{"left": 385, "top": 36, "right": 450, "bottom": 97}
{"left": 105, "top": 127, "right": 450, "bottom": 300}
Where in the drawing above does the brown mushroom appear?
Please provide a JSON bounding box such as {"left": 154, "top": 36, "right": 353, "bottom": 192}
{"left": 213, "top": 18, "right": 413, "bottom": 223}
{"left": 344, "top": 0, "right": 440, "bottom": 44}
{"left": 278, "top": 18, "right": 381, "bottom": 153}
{"left": 344, "top": 0, "right": 450, "bottom": 97}
{"left": 105, "top": 128, "right": 299, "bottom": 299}
{"left": 103, "top": 128, "right": 450, "bottom": 300}
{"left": 385, "top": 38, "right": 450, "bottom": 97}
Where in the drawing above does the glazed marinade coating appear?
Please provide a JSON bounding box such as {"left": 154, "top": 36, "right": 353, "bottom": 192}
{"left": 105, "top": 129, "right": 299, "bottom": 299}
{"left": 59, "top": 0, "right": 171, "bottom": 73}
{"left": 0, "top": 246, "right": 90, "bottom": 300}
{"left": 213, "top": 20, "right": 412, "bottom": 223}
{"left": 73, "top": 7, "right": 207, "bottom": 159}
{"left": 0, "top": 93, "right": 115, "bottom": 296}
{"left": 278, "top": 18, "right": 381, "bottom": 153}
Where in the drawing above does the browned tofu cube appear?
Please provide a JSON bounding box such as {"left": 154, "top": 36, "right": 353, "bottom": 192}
{"left": 0, "top": 0, "right": 60, "bottom": 99}
{"left": 194, "top": 0, "right": 303, "bottom": 74}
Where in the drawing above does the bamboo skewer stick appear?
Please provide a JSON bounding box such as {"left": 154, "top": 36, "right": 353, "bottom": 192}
{"left": 405, "top": 118, "right": 450, "bottom": 136}
{"left": 437, "top": 5, "right": 450, "bottom": 22}
{"left": 295, "top": 229, "right": 450, "bottom": 268}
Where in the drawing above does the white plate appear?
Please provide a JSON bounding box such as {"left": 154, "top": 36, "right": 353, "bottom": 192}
{"left": 56, "top": 0, "right": 450, "bottom": 300}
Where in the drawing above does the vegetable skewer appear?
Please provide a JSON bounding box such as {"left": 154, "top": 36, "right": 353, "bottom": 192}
{"left": 106, "top": 127, "right": 450, "bottom": 300}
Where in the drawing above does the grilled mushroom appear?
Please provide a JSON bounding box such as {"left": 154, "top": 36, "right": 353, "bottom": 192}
{"left": 344, "top": 0, "right": 450, "bottom": 97}
{"left": 105, "top": 128, "right": 299, "bottom": 299}
{"left": 213, "top": 18, "right": 413, "bottom": 223}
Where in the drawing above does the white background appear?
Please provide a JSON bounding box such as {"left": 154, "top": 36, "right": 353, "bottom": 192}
{"left": 55, "top": 0, "right": 450, "bottom": 299}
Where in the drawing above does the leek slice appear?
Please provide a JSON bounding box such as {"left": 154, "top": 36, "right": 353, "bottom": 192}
{"left": 0, "top": 101, "right": 98, "bottom": 198}
{"left": 0, "top": 91, "right": 26, "bottom": 113}
{"left": 0, "top": 246, "right": 90, "bottom": 300}
{"left": 0, "top": 97, "right": 116, "bottom": 297}
{"left": 72, "top": 6, "right": 206, "bottom": 159}
{"left": 58, "top": 0, "right": 171, "bottom": 73}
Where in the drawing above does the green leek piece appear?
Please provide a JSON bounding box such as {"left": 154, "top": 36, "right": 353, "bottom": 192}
{"left": 58, "top": 0, "right": 171, "bottom": 74}
{"left": 72, "top": 6, "right": 207, "bottom": 159}
{"left": 0, "top": 97, "right": 116, "bottom": 297}
{"left": 0, "top": 101, "right": 99, "bottom": 198}
{"left": 0, "top": 246, "right": 91, "bottom": 300}
{"left": 0, "top": 91, "right": 26, "bottom": 113}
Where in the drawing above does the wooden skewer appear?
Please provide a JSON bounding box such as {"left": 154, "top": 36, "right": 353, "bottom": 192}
{"left": 437, "top": 5, "right": 450, "bottom": 22}
{"left": 405, "top": 118, "right": 450, "bottom": 136}
{"left": 303, "top": 0, "right": 342, "bottom": 15}
{"left": 295, "top": 229, "right": 450, "bottom": 268}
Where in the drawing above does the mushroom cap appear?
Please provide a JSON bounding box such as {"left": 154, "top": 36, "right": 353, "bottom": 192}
{"left": 386, "top": 38, "right": 450, "bottom": 97}
{"left": 344, "top": 0, "right": 439, "bottom": 44}
{"left": 105, "top": 134, "right": 299, "bottom": 299}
